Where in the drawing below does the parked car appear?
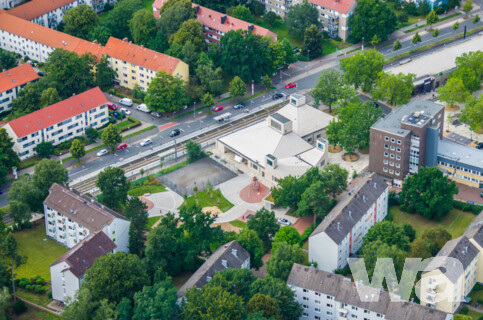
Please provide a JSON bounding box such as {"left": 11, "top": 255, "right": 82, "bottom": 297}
{"left": 285, "top": 82, "right": 297, "bottom": 89}
{"left": 96, "top": 149, "right": 108, "bottom": 157}
{"left": 116, "top": 142, "right": 128, "bottom": 150}
{"left": 476, "top": 142, "right": 483, "bottom": 150}
{"left": 234, "top": 103, "right": 244, "bottom": 109}
{"left": 480, "top": 192, "right": 483, "bottom": 198}
{"left": 213, "top": 105, "right": 223, "bottom": 112}
{"left": 277, "top": 218, "right": 292, "bottom": 226}
{"left": 140, "top": 138, "right": 153, "bottom": 146}
{"left": 120, "top": 107, "right": 131, "bottom": 115}
{"left": 119, "top": 98, "right": 133, "bottom": 106}
{"left": 169, "top": 129, "right": 181, "bottom": 137}
{"left": 107, "top": 102, "right": 118, "bottom": 110}
{"left": 151, "top": 111, "right": 161, "bottom": 118}
{"left": 372, "top": 101, "right": 379, "bottom": 108}
{"left": 136, "top": 103, "right": 150, "bottom": 113}
{"left": 272, "top": 93, "right": 284, "bottom": 100}
{"left": 111, "top": 112, "right": 121, "bottom": 119}
{"left": 37, "top": 71, "right": 45, "bottom": 77}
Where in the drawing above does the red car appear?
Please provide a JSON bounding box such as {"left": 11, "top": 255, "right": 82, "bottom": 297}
{"left": 116, "top": 142, "right": 127, "bottom": 150}
{"left": 285, "top": 82, "right": 297, "bottom": 89}
{"left": 108, "top": 102, "right": 117, "bottom": 110}
{"left": 213, "top": 105, "right": 223, "bottom": 112}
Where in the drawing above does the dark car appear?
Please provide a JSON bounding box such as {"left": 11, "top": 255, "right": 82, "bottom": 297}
{"left": 372, "top": 101, "right": 379, "bottom": 108}
{"left": 37, "top": 71, "right": 45, "bottom": 77}
{"left": 234, "top": 103, "right": 244, "bottom": 109}
{"left": 476, "top": 142, "right": 483, "bottom": 150}
{"left": 272, "top": 93, "right": 284, "bottom": 100}
{"left": 169, "top": 129, "right": 181, "bottom": 137}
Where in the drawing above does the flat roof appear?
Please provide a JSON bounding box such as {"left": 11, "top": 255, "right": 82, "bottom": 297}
{"left": 271, "top": 113, "right": 291, "bottom": 124}
{"left": 438, "top": 139, "right": 483, "bottom": 170}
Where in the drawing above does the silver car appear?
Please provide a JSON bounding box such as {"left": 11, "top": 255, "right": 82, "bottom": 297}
{"left": 140, "top": 138, "right": 152, "bottom": 146}
{"left": 96, "top": 149, "right": 108, "bottom": 157}
{"left": 277, "top": 218, "right": 292, "bottom": 226}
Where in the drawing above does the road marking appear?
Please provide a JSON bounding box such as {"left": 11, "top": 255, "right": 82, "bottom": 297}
{"left": 158, "top": 122, "right": 179, "bottom": 132}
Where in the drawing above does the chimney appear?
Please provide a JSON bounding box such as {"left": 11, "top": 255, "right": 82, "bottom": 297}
{"left": 248, "top": 24, "right": 254, "bottom": 32}
{"left": 122, "top": 37, "right": 128, "bottom": 42}
{"left": 222, "top": 259, "right": 228, "bottom": 268}
{"left": 232, "top": 249, "right": 238, "bottom": 257}
{"left": 221, "top": 15, "right": 227, "bottom": 24}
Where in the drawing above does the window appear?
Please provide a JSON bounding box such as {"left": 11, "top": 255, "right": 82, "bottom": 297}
{"left": 389, "top": 169, "right": 394, "bottom": 174}
{"left": 396, "top": 147, "right": 401, "bottom": 152}
{"left": 390, "top": 154, "right": 394, "bottom": 158}
{"left": 384, "top": 160, "right": 388, "bottom": 164}
{"left": 385, "top": 136, "right": 389, "bottom": 141}
{"left": 384, "top": 152, "right": 388, "bottom": 157}
{"left": 389, "top": 161, "right": 394, "bottom": 166}
{"left": 397, "top": 139, "right": 401, "bottom": 144}
{"left": 383, "top": 167, "right": 388, "bottom": 172}
{"left": 303, "top": 289, "right": 308, "bottom": 293}
{"left": 395, "top": 171, "right": 400, "bottom": 176}
{"left": 302, "top": 304, "right": 309, "bottom": 309}
{"left": 384, "top": 144, "right": 388, "bottom": 149}
{"left": 390, "top": 146, "right": 395, "bottom": 151}
{"left": 391, "top": 138, "right": 395, "bottom": 143}
{"left": 396, "top": 155, "right": 401, "bottom": 160}
{"left": 396, "top": 163, "right": 400, "bottom": 168}
{"left": 303, "top": 297, "right": 309, "bottom": 301}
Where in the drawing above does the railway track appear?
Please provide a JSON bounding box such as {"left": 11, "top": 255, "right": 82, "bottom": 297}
{"left": 71, "top": 103, "right": 285, "bottom": 194}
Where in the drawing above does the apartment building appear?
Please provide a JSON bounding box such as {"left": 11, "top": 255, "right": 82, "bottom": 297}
{"left": 3, "top": 87, "right": 108, "bottom": 160}
{"left": 103, "top": 37, "right": 189, "bottom": 91}
{"left": 8, "top": 0, "right": 116, "bottom": 30}
{"left": 369, "top": 99, "right": 445, "bottom": 187}
{"left": 43, "top": 183, "right": 130, "bottom": 251}
{"left": 0, "top": 0, "right": 23, "bottom": 9}
{"left": 0, "top": 63, "right": 39, "bottom": 113}
{"left": 309, "top": 174, "right": 388, "bottom": 272}
{"left": 287, "top": 263, "right": 453, "bottom": 320}
{"left": 50, "top": 231, "right": 116, "bottom": 304}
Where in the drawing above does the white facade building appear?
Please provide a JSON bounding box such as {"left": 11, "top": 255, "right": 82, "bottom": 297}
{"left": 287, "top": 263, "right": 453, "bottom": 320}
{"left": 0, "top": 0, "right": 22, "bottom": 9}
{"left": 43, "top": 183, "right": 130, "bottom": 252}
{"left": 3, "top": 87, "right": 108, "bottom": 160}
{"left": 309, "top": 174, "right": 388, "bottom": 272}
{"left": 50, "top": 231, "right": 116, "bottom": 304}
{"left": 0, "top": 63, "right": 38, "bottom": 113}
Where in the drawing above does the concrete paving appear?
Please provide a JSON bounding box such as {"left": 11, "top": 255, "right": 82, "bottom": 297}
{"left": 144, "top": 187, "right": 184, "bottom": 217}
{"left": 326, "top": 150, "right": 370, "bottom": 177}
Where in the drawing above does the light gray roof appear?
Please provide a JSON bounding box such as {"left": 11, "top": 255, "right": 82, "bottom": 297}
{"left": 177, "top": 241, "right": 250, "bottom": 297}
{"left": 385, "top": 301, "right": 452, "bottom": 320}
{"left": 371, "top": 99, "right": 444, "bottom": 136}
{"left": 438, "top": 139, "right": 483, "bottom": 171}
{"left": 310, "top": 174, "right": 387, "bottom": 244}
{"left": 463, "top": 210, "right": 483, "bottom": 247}
{"left": 277, "top": 102, "right": 334, "bottom": 138}
{"left": 271, "top": 113, "right": 291, "bottom": 124}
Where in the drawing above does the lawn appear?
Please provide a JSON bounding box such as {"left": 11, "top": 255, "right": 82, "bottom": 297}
{"left": 19, "top": 156, "right": 41, "bottom": 170}
{"left": 253, "top": 17, "right": 303, "bottom": 48}
{"left": 321, "top": 39, "right": 352, "bottom": 55}
{"left": 13, "top": 225, "right": 68, "bottom": 281}
{"left": 229, "top": 220, "right": 248, "bottom": 230}
{"left": 390, "top": 206, "right": 475, "bottom": 239}
{"left": 13, "top": 305, "right": 61, "bottom": 320}
{"left": 146, "top": 216, "right": 161, "bottom": 229}
{"left": 16, "top": 288, "right": 52, "bottom": 307}
{"left": 183, "top": 189, "right": 234, "bottom": 212}
{"left": 127, "top": 185, "right": 166, "bottom": 197}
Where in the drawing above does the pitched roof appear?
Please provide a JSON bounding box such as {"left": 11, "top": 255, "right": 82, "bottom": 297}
{"left": 51, "top": 231, "right": 116, "bottom": 278}
{"left": 177, "top": 241, "right": 250, "bottom": 297}
{"left": 385, "top": 301, "right": 452, "bottom": 320}
{"left": 43, "top": 183, "right": 128, "bottom": 232}
{"left": 311, "top": 174, "right": 387, "bottom": 243}
{"left": 0, "top": 63, "right": 38, "bottom": 93}
{"left": 464, "top": 210, "right": 483, "bottom": 247}
{"left": 104, "top": 37, "right": 183, "bottom": 74}
{"left": 8, "top": 0, "right": 77, "bottom": 21}
{"left": 307, "top": 0, "right": 356, "bottom": 14}
{"left": 7, "top": 87, "right": 106, "bottom": 138}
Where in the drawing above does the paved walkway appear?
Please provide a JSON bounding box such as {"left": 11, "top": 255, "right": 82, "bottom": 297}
{"left": 142, "top": 187, "right": 184, "bottom": 217}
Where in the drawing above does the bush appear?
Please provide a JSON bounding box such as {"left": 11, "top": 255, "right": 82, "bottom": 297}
{"left": 453, "top": 200, "right": 482, "bottom": 214}
{"left": 388, "top": 190, "right": 400, "bottom": 207}
{"left": 460, "top": 306, "right": 469, "bottom": 315}
{"left": 13, "top": 299, "right": 27, "bottom": 315}
{"left": 23, "top": 56, "right": 29, "bottom": 62}
{"left": 48, "top": 291, "right": 53, "bottom": 299}
{"left": 34, "top": 285, "right": 46, "bottom": 294}
{"left": 477, "top": 298, "right": 483, "bottom": 305}
{"left": 299, "top": 223, "right": 314, "bottom": 245}
{"left": 85, "top": 127, "right": 99, "bottom": 140}
{"left": 25, "top": 285, "right": 31, "bottom": 290}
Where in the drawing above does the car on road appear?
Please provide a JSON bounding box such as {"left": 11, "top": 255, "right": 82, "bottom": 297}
{"left": 96, "top": 149, "right": 108, "bottom": 157}
{"left": 120, "top": 107, "right": 131, "bottom": 115}
{"left": 476, "top": 142, "right": 483, "bottom": 150}
{"left": 213, "top": 105, "right": 223, "bottom": 112}
{"left": 116, "top": 142, "right": 128, "bottom": 150}
{"left": 151, "top": 111, "right": 161, "bottom": 118}
{"left": 285, "top": 82, "right": 297, "bottom": 89}
{"left": 272, "top": 93, "right": 284, "bottom": 100}
{"left": 234, "top": 103, "right": 244, "bottom": 109}
{"left": 277, "top": 218, "right": 292, "bottom": 226}
{"left": 119, "top": 98, "right": 133, "bottom": 107}
{"left": 140, "top": 138, "right": 153, "bottom": 146}
{"left": 108, "top": 102, "right": 118, "bottom": 110}
{"left": 137, "top": 103, "right": 150, "bottom": 113}
{"left": 169, "top": 129, "right": 181, "bottom": 137}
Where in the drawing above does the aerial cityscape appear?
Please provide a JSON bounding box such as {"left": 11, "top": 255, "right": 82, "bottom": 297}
{"left": 0, "top": 0, "right": 482, "bottom": 319}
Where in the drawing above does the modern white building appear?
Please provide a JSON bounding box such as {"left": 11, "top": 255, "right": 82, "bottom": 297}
{"left": 0, "top": 63, "right": 39, "bottom": 113}
{"left": 287, "top": 263, "right": 453, "bottom": 320}
{"left": 43, "top": 183, "right": 130, "bottom": 252}
{"left": 309, "top": 174, "right": 388, "bottom": 272}
{"left": 3, "top": 87, "right": 108, "bottom": 160}
{"left": 50, "top": 231, "right": 116, "bottom": 304}
{"left": 215, "top": 94, "right": 333, "bottom": 185}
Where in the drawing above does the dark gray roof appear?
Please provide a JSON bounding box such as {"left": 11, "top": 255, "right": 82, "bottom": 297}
{"left": 310, "top": 174, "right": 387, "bottom": 244}
{"left": 177, "top": 241, "right": 250, "bottom": 297}
{"left": 371, "top": 99, "right": 444, "bottom": 136}
{"left": 385, "top": 301, "right": 451, "bottom": 320}
{"left": 464, "top": 210, "right": 483, "bottom": 247}
{"left": 271, "top": 112, "right": 291, "bottom": 124}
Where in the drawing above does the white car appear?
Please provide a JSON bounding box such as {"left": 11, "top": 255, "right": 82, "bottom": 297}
{"left": 136, "top": 103, "right": 150, "bottom": 113}
{"left": 140, "top": 138, "right": 152, "bottom": 146}
{"left": 96, "top": 148, "right": 108, "bottom": 157}
{"left": 119, "top": 98, "right": 133, "bottom": 106}
{"left": 120, "top": 107, "right": 131, "bottom": 115}
{"left": 277, "top": 218, "right": 292, "bottom": 226}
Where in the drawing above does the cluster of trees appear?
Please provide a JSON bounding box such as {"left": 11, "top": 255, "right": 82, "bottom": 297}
{"left": 0, "top": 49, "right": 17, "bottom": 74}
{"left": 0, "top": 128, "right": 20, "bottom": 186}
{"left": 349, "top": 0, "right": 397, "bottom": 43}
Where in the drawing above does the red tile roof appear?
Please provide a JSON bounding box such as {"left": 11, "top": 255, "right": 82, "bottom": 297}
{"left": 152, "top": 0, "right": 167, "bottom": 18}
{"left": 8, "top": 0, "right": 77, "bottom": 21}
{"left": 7, "top": 87, "right": 107, "bottom": 138}
{"left": 0, "top": 63, "right": 39, "bottom": 93}
{"left": 308, "top": 0, "right": 356, "bottom": 14}
{"left": 104, "top": 37, "right": 182, "bottom": 74}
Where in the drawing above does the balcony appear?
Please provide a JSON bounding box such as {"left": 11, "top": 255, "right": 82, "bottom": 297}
{"left": 427, "top": 283, "right": 437, "bottom": 291}
{"left": 426, "top": 292, "right": 436, "bottom": 301}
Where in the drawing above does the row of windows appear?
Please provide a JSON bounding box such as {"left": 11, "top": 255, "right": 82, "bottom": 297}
{"left": 383, "top": 167, "right": 400, "bottom": 176}
{"left": 383, "top": 152, "right": 401, "bottom": 160}
{"left": 384, "top": 144, "right": 401, "bottom": 152}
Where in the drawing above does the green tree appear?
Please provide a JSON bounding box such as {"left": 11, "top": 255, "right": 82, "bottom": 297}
{"left": 158, "top": 1, "right": 196, "bottom": 38}
{"left": 432, "top": 28, "right": 440, "bottom": 37}
{"left": 132, "top": 279, "right": 180, "bottom": 320}
{"left": 372, "top": 72, "right": 415, "bottom": 106}
{"left": 229, "top": 76, "right": 247, "bottom": 99}
{"left": 169, "top": 19, "right": 205, "bottom": 52}
{"left": 460, "top": 95, "right": 483, "bottom": 133}
{"left": 236, "top": 229, "right": 264, "bottom": 269}
{"left": 94, "top": 299, "right": 118, "bottom": 320}
{"left": 247, "top": 294, "right": 282, "bottom": 320}
{"left": 0, "top": 287, "right": 11, "bottom": 320}
{"left": 103, "top": 0, "right": 143, "bottom": 40}
{"left": 426, "top": 10, "right": 439, "bottom": 29}
{"left": 453, "top": 21, "right": 459, "bottom": 31}
{"left": 83, "top": 252, "right": 149, "bottom": 303}
{"left": 421, "top": 227, "right": 452, "bottom": 255}
{"left": 125, "top": 198, "right": 148, "bottom": 257}
{"left": 370, "top": 34, "right": 381, "bottom": 48}
{"left": 285, "top": 1, "right": 319, "bottom": 38}
{"left": 144, "top": 224, "right": 180, "bottom": 275}
{"left": 69, "top": 138, "right": 86, "bottom": 163}
{"left": 9, "top": 80, "right": 45, "bottom": 118}
{"left": 393, "top": 39, "right": 402, "bottom": 51}
{"left": 247, "top": 208, "right": 280, "bottom": 245}
{"left": 451, "top": 66, "right": 481, "bottom": 92}
{"left": 8, "top": 178, "right": 43, "bottom": 225}
{"left": 438, "top": 77, "right": 468, "bottom": 107}
{"left": 349, "top": 0, "right": 397, "bottom": 42}
{"left": 266, "top": 242, "right": 305, "bottom": 281}
{"left": 87, "top": 25, "right": 112, "bottom": 45}
{"left": 302, "top": 24, "right": 323, "bottom": 58}
{"left": 340, "top": 49, "right": 385, "bottom": 92}
{"left": 35, "top": 141, "right": 54, "bottom": 158}
{"left": 129, "top": 9, "right": 157, "bottom": 46}
{"left": 95, "top": 56, "right": 116, "bottom": 88}
{"left": 0, "top": 128, "right": 20, "bottom": 169}
{"left": 231, "top": 4, "right": 253, "bottom": 22}
{"left": 473, "top": 14, "right": 481, "bottom": 23}
{"left": 195, "top": 54, "right": 224, "bottom": 95}
{"left": 455, "top": 51, "right": 483, "bottom": 81}
{"left": 159, "top": 0, "right": 192, "bottom": 15}
{"left": 33, "top": 158, "right": 69, "bottom": 199}
{"left": 263, "top": 11, "right": 279, "bottom": 26}
{"left": 85, "top": 127, "right": 99, "bottom": 140}
{"left": 205, "top": 268, "right": 256, "bottom": 302}
{"left": 363, "top": 221, "right": 410, "bottom": 251}
{"left": 412, "top": 31, "right": 422, "bottom": 44}
{"left": 185, "top": 140, "right": 203, "bottom": 163}
{"left": 63, "top": 4, "right": 99, "bottom": 39}
{"left": 0, "top": 167, "right": 7, "bottom": 186}
{"left": 201, "top": 92, "right": 214, "bottom": 108}
{"left": 117, "top": 298, "right": 133, "bottom": 320}
{"left": 359, "top": 240, "right": 406, "bottom": 280}
{"left": 145, "top": 71, "right": 187, "bottom": 113}
{"left": 270, "top": 176, "right": 306, "bottom": 209}
{"left": 463, "top": 0, "right": 473, "bottom": 16}
{"left": 273, "top": 226, "right": 301, "bottom": 247}
{"left": 402, "top": 223, "right": 416, "bottom": 242}
{"left": 320, "top": 164, "right": 349, "bottom": 198}
{"left": 408, "top": 238, "right": 433, "bottom": 259}
{"left": 101, "top": 124, "right": 122, "bottom": 151}
{"left": 296, "top": 181, "right": 331, "bottom": 226}
{"left": 63, "top": 288, "right": 99, "bottom": 320}
{"left": 400, "top": 167, "right": 458, "bottom": 220}
{"left": 261, "top": 74, "right": 272, "bottom": 91}
{"left": 96, "top": 166, "right": 130, "bottom": 208}
{"left": 0, "top": 234, "right": 24, "bottom": 301}
{"left": 0, "top": 49, "right": 17, "bottom": 70}
{"left": 40, "top": 87, "right": 61, "bottom": 107}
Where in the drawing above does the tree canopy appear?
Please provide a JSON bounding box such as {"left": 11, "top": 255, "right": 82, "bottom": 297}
{"left": 103, "top": 0, "right": 143, "bottom": 40}
{"left": 460, "top": 94, "right": 483, "bottom": 133}
{"left": 125, "top": 198, "right": 148, "bottom": 257}
{"left": 0, "top": 128, "right": 20, "bottom": 170}
{"left": 285, "top": 1, "right": 319, "bottom": 38}
{"left": 438, "top": 77, "right": 468, "bottom": 107}
{"left": 63, "top": 4, "right": 99, "bottom": 39}
{"left": 145, "top": 71, "right": 188, "bottom": 113}
{"left": 302, "top": 25, "right": 323, "bottom": 58}
{"left": 247, "top": 208, "right": 280, "bottom": 244}
{"left": 372, "top": 72, "right": 415, "bottom": 106}
{"left": 169, "top": 19, "right": 205, "bottom": 52}
{"left": 129, "top": 9, "right": 157, "bottom": 46}
{"left": 266, "top": 242, "right": 305, "bottom": 281}
{"left": 236, "top": 229, "right": 264, "bottom": 269}
{"left": 362, "top": 221, "right": 410, "bottom": 251}
{"left": 340, "top": 49, "right": 385, "bottom": 92}
{"left": 349, "top": 0, "right": 397, "bottom": 42}
{"left": 158, "top": 0, "right": 196, "bottom": 39}
{"left": 311, "top": 69, "right": 349, "bottom": 113}
{"left": 96, "top": 166, "right": 130, "bottom": 208}
{"left": 132, "top": 279, "right": 180, "bottom": 320}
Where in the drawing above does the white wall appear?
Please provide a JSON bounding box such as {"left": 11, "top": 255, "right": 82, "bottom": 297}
{"left": 45, "top": 205, "right": 91, "bottom": 249}
{"left": 50, "top": 262, "right": 80, "bottom": 303}
{"left": 0, "top": 0, "right": 23, "bottom": 9}
{"left": 103, "top": 217, "right": 130, "bottom": 253}
{"left": 0, "top": 82, "right": 29, "bottom": 112}
{"left": 309, "top": 233, "right": 339, "bottom": 273}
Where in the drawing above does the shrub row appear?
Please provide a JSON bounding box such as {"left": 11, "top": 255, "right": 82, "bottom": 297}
{"left": 299, "top": 223, "right": 314, "bottom": 246}
{"left": 453, "top": 200, "right": 482, "bottom": 215}
{"left": 17, "top": 276, "right": 48, "bottom": 294}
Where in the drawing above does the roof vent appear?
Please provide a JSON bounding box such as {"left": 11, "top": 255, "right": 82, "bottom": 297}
{"left": 221, "top": 259, "right": 228, "bottom": 268}
{"left": 248, "top": 24, "right": 254, "bottom": 31}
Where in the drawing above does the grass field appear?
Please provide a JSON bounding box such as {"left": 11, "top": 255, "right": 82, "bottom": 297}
{"left": 146, "top": 216, "right": 161, "bottom": 229}
{"left": 16, "top": 288, "right": 52, "bottom": 307}
{"left": 229, "top": 220, "right": 248, "bottom": 230}
{"left": 253, "top": 18, "right": 303, "bottom": 47}
{"left": 390, "top": 206, "right": 475, "bottom": 238}
{"left": 13, "top": 305, "right": 61, "bottom": 320}
{"left": 13, "top": 225, "right": 68, "bottom": 281}
{"left": 128, "top": 185, "right": 166, "bottom": 197}
{"left": 183, "top": 189, "right": 234, "bottom": 212}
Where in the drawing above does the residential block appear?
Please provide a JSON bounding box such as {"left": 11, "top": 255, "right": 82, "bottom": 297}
{"left": 0, "top": 63, "right": 39, "bottom": 113}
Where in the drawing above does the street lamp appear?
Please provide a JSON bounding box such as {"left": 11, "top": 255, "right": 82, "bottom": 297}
{"left": 362, "top": 36, "right": 365, "bottom": 50}
{"left": 193, "top": 101, "right": 196, "bottom": 118}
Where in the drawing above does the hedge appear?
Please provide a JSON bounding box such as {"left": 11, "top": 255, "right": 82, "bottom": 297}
{"left": 453, "top": 200, "right": 482, "bottom": 215}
